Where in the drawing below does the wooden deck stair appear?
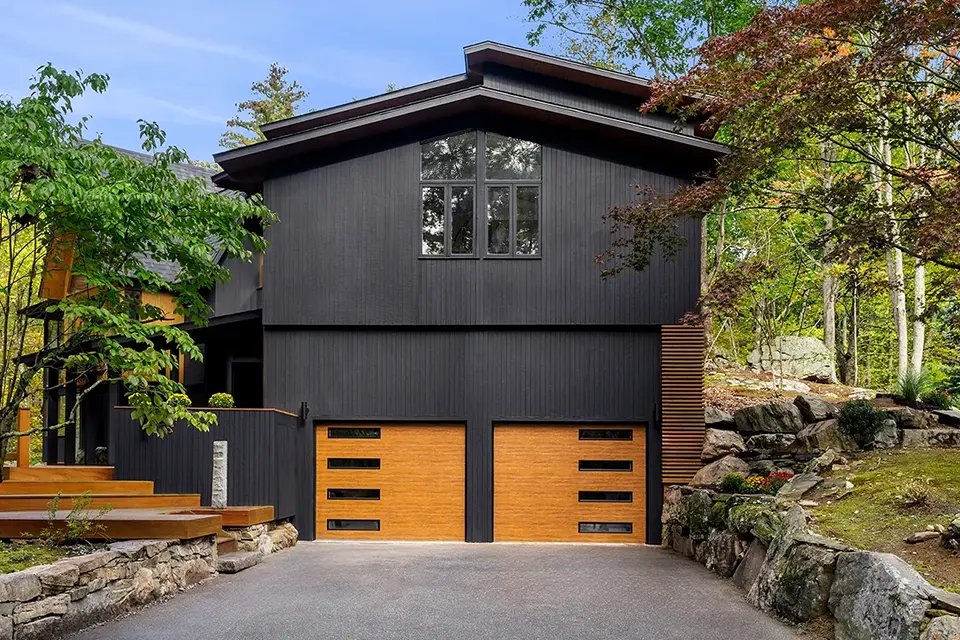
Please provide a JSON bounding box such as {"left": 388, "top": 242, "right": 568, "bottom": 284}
{"left": 0, "top": 465, "right": 275, "bottom": 541}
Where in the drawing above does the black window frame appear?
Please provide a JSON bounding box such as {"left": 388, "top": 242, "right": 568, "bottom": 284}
{"left": 578, "top": 522, "right": 633, "bottom": 534}
{"left": 419, "top": 130, "right": 542, "bottom": 259}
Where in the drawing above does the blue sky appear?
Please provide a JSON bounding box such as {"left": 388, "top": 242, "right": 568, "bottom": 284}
{"left": 0, "top": 1, "right": 537, "bottom": 162}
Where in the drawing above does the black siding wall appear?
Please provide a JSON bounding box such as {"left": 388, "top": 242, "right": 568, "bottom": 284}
{"left": 263, "top": 328, "right": 660, "bottom": 542}
{"left": 111, "top": 409, "right": 299, "bottom": 522}
{"left": 262, "top": 142, "right": 699, "bottom": 327}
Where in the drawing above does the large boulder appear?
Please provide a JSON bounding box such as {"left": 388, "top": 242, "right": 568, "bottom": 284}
{"left": 705, "top": 406, "right": 736, "bottom": 430}
{"left": 934, "top": 409, "right": 960, "bottom": 427}
{"left": 829, "top": 551, "right": 931, "bottom": 640}
{"left": 921, "top": 616, "right": 960, "bottom": 640}
{"left": 747, "top": 336, "right": 836, "bottom": 382}
{"left": 701, "top": 428, "right": 746, "bottom": 462}
{"left": 734, "top": 402, "right": 805, "bottom": 434}
{"left": 794, "top": 394, "right": 837, "bottom": 423}
{"left": 894, "top": 407, "right": 940, "bottom": 430}
{"left": 796, "top": 418, "right": 857, "bottom": 453}
{"left": 733, "top": 539, "right": 768, "bottom": 592}
{"left": 745, "top": 433, "right": 797, "bottom": 454}
{"left": 749, "top": 506, "right": 840, "bottom": 622}
{"left": 872, "top": 418, "right": 901, "bottom": 449}
{"left": 776, "top": 473, "right": 822, "bottom": 503}
{"left": 903, "top": 429, "right": 960, "bottom": 449}
{"left": 690, "top": 455, "right": 750, "bottom": 488}
{"left": 698, "top": 529, "right": 743, "bottom": 578}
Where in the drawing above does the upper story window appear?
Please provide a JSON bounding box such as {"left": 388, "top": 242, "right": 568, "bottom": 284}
{"left": 420, "top": 131, "right": 541, "bottom": 258}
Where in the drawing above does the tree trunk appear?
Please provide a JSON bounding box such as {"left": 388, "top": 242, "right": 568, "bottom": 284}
{"left": 850, "top": 275, "right": 860, "bottom": 386}
{"left": 880, "top": 137, "right": 909, "bottom": 381}
{"left": 911, "top": 258, "right": 926, "bottom": 375}
{"left": 820, "top": 142, "right": 838, "bottom": 382}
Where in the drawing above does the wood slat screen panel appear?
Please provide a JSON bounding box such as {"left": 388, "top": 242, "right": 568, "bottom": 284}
{"left": 661, "top": 325, "right": 705, "bottom": 484}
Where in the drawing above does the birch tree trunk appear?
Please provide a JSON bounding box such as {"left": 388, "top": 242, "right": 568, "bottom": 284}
{"left": 911, "top": 259, "right": 926, "bottom": 375}
{"left": 820, "top": 142, "right": 838, "bottom": 382}
{"left": 850, "top": 275, "right": 859, "bottom": 386}
{"left": 879, "top": 137, "right": 909, "bottom": 381}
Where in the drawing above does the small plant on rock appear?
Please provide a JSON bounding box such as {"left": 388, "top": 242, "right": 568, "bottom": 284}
{"left": 720, "top": 473, "right": 748, "bottom": 493}
{"left": 921, "top": 390, "right": 955, "bottom": 410}
{"left": 767, "top": 471, "right": 795, "bottom": 494}
{"left": 838, "top": 400, "right": 887, "bottom": 449}
{"left": 895, "top": 369, "right": 933, "bottom": 403}
{"left": 208, "top": 393, "right": 235, "bottom": 408}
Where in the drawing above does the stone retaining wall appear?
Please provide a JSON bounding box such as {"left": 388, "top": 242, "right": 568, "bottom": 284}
{"left": 664, "top": 487, "right": 960, "bottom": 640}
{"left": 222, "top": 519, "right": 298, "bottom": 555}
{"left": 0, "top": 536, "right": 216, "bottom": 640}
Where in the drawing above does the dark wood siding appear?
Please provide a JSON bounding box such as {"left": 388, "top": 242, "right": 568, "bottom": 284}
{"left": 210, "top": 244, "right": 261, "bottom": 318}
{"left": 262, "top": 141, "right": 699, "bottom": 327}
{"left": 111, "top": 409, "right": 299, "bottom": 522}
{"left": 262, "top": 327, "right": 660, "bottom": 542}
{"left": 480, "top": 64, "right": 695, "bottom": 136}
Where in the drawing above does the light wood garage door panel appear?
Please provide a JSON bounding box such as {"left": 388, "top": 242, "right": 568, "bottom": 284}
{"left": 494, "top": 425, "right": 645, "bottom": 543}
{"left": 315, "top": 424, "right": 465, "bottom": 540}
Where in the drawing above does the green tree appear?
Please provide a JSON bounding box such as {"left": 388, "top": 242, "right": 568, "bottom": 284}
{"left": 523, "top": 0, "right": 764, "bottom": 78}
{"left": 607, "top": 0, "right": 960, "bottom": 387}
{"left": 0, "top": 64, "right": 276, "bottom": 445}
{"left": 219, "top": 63, "right": 308, "bottom": 149}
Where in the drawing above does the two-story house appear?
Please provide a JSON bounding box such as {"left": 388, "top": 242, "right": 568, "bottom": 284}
{"left": 206, "top": 42, "right": 719, "bottom": 544}
{"left": 37, "top": 42, "right": 717, "bottom": 545}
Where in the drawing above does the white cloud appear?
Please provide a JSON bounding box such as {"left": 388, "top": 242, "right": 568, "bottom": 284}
{"left": 52, "top": 3, "right": 271, "bottom": 65}
{"left": 75, "top": 86, "right": 226, "bottom": 126}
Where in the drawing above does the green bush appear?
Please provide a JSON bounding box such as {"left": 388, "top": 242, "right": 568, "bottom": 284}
{"left": 921, "top": 390, "right": 955, "bottom": 410}
{"left": 208, "top": 393, "right": 235, "bottom": 408}
{"left": 168, "top": 393, "right": 191, "bottom": 407}
{"left": 838, "top": 400, "right": 887, "bottom": 449}
{"left": 895, "top": 369, "right": 932, "bottom": 403}
{"left": 719, "top": 473, "right": 748, "bottom": 493}
{"left": 942, "top": 367, "right": 960, "bottom": 397}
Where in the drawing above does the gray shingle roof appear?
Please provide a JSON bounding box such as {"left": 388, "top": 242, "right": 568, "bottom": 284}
{"left": 108, "top": 145, "right": 234, "bottom": 282}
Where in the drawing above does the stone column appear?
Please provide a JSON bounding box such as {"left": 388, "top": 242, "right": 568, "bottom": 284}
{"left": 212, "top": 441, "right": 227, "bottom": 509}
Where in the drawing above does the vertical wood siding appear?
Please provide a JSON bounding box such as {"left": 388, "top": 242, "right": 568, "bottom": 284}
{"left": 262, "top": 142, "right": 699, "bottom": 327}
{"left": 111, "top": 409, "right": 300, "bottom": 521}
{"left": 660, "top": 325, "right": 706, "bottom": 483}
{"left": 481, "top": 65, "right": 695, "bottom": 136}
{"left": 263, "top": 328, "right": 660, "bottom": 542}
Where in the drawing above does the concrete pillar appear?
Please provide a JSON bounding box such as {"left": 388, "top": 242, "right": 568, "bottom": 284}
{"left": 212, "top": 441, "right": 227, "bottom": 509}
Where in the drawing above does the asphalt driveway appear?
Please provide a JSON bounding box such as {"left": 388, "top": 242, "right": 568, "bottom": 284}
{"left": 73, "top": 542, "right": 801, "bottom": 640}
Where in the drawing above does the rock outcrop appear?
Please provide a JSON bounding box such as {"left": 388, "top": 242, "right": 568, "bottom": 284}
{"left": 734, "top": 403, "right": 804, "bottom": 434}
{"left": 746, "top": 336, "right": 836, "bottom": 382}
{"left": 690, "top": 455, "right": 750, "bottom": 488}
{"left": 701, "top": 428, "right": 747, "bottom": 462}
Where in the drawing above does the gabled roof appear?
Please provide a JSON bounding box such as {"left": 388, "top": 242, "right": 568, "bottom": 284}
{"left": 213, "top": 41, "right": 724, "bottom": 192}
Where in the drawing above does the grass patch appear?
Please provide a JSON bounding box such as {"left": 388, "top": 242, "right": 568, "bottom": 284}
{"left": 0, "top": 543, "right": 71, "bottom": 574}
{"left": 808, "top": 449, "right": 960, "bottom": 591}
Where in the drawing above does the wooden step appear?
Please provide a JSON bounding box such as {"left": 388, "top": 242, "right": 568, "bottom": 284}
{"left": 0, "top": 481, "right": 153, "bottom": 495}
{"left": 217, "top": 535, "right": 238, "bottom": 555}
{"left": 0, "top": 494, "right": 201, "bottom": 512}
{"left": 4, "top": 466, "right": 114, "bottom": 482}
{"left": 0, "top": 509, "right": 222, "bottom": 540}
{"left": 182, "top": 506, "right": 275, "bottom": 528}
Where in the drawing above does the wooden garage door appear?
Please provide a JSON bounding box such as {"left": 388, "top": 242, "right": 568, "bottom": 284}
{"left": 494, "top": 424, "right": 645, "bottom": 543}
{"left": 315, "top": 424, "right": 465, "bottom": 540}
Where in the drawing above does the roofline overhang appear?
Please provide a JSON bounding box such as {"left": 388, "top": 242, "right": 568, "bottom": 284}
{"left": 260, "top": 74, "right": 476, "bottom": 141}
{"left": 463, "top": 41, "right": 656, "bottom": 100}
{"left": 213, "top": 86, "right": 727, "bottom": 190}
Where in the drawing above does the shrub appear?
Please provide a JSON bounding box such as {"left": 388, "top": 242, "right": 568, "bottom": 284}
{"left": 838, "top": 400, "right": 887, "bottom": 449}
{"left": 208, "top": 393, "right": 235, "bottom": 408}
{"left": 900, "top": 478, "right": 931, "bottom": 509}
{"left": 720, "top": 473, "right": 748, "bottom": 493}
{"left": 39, "top": 492, "right": 112, "bottom": 546}
{"left": 895, "top": 369, "right": 932, "bottom": 403}
{"left": 921, "top": 390, "right": 955, "bottom": 410}
{"left": 767, "top": 471, "right": 795, "bottom": 493}
{"left": 943, "top": 367, "right": 960, "bottom": 397}
{"left": 168, "top": 393, "right": 191, "bottom": 407}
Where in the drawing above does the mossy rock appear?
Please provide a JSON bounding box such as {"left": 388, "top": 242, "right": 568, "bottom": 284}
{"left": 728, "top": 503, "right": 781, "bottom": 543}
{"left": 684, "top": 490, "right": 714, "bottom": 541}
{"left": 710, "top": 501, "right": 731, "bottom": 530}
